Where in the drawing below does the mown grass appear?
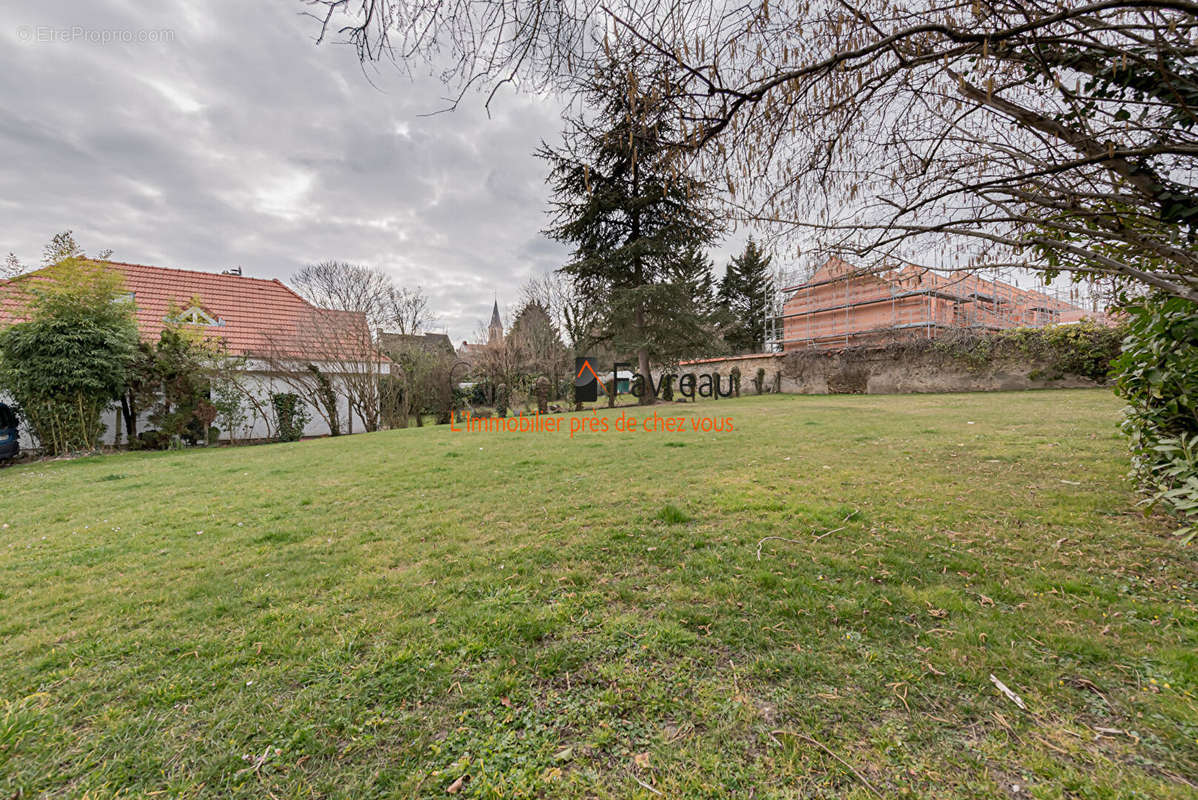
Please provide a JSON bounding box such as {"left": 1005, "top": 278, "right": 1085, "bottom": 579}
{"left": 1, "top": 390, "right": 1195, "bottom": 798}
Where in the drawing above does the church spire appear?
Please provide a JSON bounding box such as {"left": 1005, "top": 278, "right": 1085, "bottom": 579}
{"left": 488, "top": 299, "right": 503, "bottom": 345}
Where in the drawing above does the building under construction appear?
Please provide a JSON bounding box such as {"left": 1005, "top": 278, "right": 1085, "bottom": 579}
{"left": 769, "top": 258, "right": 1106, "bottom": 352}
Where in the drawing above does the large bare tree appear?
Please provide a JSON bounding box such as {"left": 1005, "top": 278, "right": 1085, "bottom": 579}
{"left": 263, "top": 306, "right": 389, "bottom": 434}
{"left": 292, "top": 260, "right": 433, "bottom": 333}
{"left": 292, "top": 260, "right": 395, "bottom": 327}
{"left": 306, "top": 1, "right": 1198, "bottom": 301}
{"left": 275, "top": 261, "right": 427, "bottom": 432}
{"left": 520, "top": 271, "right": 597, "bottom": 352}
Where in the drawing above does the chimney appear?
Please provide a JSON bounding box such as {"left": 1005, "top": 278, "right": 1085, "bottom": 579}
{"left": 222, "top": 266, "right": 243, "bottom": 276}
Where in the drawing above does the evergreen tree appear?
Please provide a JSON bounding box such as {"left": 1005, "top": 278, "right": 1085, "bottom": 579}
{"left": 668, "top": 244, "right": 726, "bottom": 355}
{"left": 539, "top": 58, "right": 720, "bottom": 404}
{"left": 671, "top": 245, "right": 718, "bottom": 316}
{"left": 719, "top": 238, "right": 774, "bottom": 353}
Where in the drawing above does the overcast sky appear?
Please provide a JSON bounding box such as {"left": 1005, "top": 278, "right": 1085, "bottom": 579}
{"left": 0, "top": 0, "right": 669, "bottom": 343}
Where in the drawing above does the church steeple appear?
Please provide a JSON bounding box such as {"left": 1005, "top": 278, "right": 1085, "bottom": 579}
{"left": 488, "top": 300, "right": 503, "bottom": 345}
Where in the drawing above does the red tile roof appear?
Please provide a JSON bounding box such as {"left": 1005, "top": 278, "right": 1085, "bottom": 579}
{"left": 791, "top": 258, "right": 1088, "bottom": 314}
{"left": 0, "top": 260, "right": 387, "bottom": 362}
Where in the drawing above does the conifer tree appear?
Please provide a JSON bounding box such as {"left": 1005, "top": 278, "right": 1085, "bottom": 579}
{"left": 719, "top": 238, "right": 773, "bottom": 354}
{"left": 539, "top": 57, "right": 719, "bottom": 404}
{"left": 671, "top": 245, "right": 718, "bottom": 317}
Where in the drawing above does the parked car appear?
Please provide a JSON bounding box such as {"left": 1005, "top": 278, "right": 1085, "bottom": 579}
{"left": 0, "top": 403, "right": 19, "bottom": 461}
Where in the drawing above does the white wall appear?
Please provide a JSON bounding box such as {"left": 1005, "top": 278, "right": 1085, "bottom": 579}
{"left": 5, "top": 367, "right": 380, "bottom": 452}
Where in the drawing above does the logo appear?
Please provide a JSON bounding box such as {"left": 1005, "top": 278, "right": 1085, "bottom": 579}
{"left": 574, "top": 356, "right": 601, "bottom": 402}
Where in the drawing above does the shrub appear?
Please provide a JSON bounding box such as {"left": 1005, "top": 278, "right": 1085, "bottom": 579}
{"left": 932, "top": 322, "right": 1123, "bottom": 380}
{"left": 134, "top": 429, "right": 167, "bottom": 451}
{"left": 1113, "top": 295, "right": 1198, "bottom": 542}
{"left": 496, "top": 383, "right": 508, "bottom": 418}
{"left": 444, "top": 386, "right": 471, "bottom": 425}
{"left": 148, "top": 326, "right": 219, "bottom": 445}
{"left": 0, "top": 259, "right": 138, "bottom": 455}
{"left": 306, "top": 364, "right": 341, "bottom": 436}
{"left": 211, "top": 376, "right": 250, "bottom": 443}
{"left": 270, "top": 392, "right": 310, "bottom": 442}
{"left": 469, "top": 380, "right": 492, "bottom": 407}
{"left": 379, "top": 374, "right": 406, "bottom": 428}
{"left": 753, "top": 367, "right": 766, "bottom": 395}
{"left": 115, "top": 314, "right": 244, "bottom": 449}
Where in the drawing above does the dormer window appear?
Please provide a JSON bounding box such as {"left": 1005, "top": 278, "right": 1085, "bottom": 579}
{"left": 168, "top": 305, "right": 224, "bottom": 327}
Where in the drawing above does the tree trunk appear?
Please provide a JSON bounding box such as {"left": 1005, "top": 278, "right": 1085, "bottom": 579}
{"left": 630, "top": 128, "right": 655, "bottom": 407}
{"left": 635, "top": 304, "right": 655, "bottom": 405}
{"left": 636, "top": 347, "right": 654, "bottom": 405}
{"left": 120, "top": 393, "right": 137, "bottom": 441}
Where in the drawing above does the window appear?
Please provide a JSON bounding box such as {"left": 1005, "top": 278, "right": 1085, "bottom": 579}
{"left": 168, "top": 305, "right": 224, "bottom": 327}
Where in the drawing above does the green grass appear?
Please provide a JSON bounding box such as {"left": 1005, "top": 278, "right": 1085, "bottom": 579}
{"left": 1, "top": 390, "right": 1195, "bottom": 798}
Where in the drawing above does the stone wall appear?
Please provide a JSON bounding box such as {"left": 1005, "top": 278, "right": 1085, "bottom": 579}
{"left": 656, "top": 345, "right": 1108, "bottom": 397}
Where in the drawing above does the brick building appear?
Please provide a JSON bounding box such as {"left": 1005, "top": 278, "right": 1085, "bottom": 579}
{"left": 777, "top": 258, "right": 1106, "bottom": 351}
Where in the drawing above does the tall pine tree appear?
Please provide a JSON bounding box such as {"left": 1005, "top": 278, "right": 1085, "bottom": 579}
{"left": 671, "top": 245, "right": 718, "bottom": 317}
{"left": 539, "top": 59, "right": 719, "bottom": 404}
{"left": 719, "top": 238, "right": 774, "bottom": 353}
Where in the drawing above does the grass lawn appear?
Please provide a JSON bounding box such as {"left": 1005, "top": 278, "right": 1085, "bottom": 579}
{"left": 1, "top": 390, "right": 1195, "bottom": 798}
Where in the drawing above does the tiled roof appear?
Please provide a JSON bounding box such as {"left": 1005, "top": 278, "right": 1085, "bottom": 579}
{"left": 0, "top": 260, "right": 386, "bottom": 362}
{"left": 792, "top": 258, "right": 1084, "bottom": 313}
{"left": 378, "top": 332, "right": 456, "bottom": 359}
{"left": 892, "top": 265, "right": 1081, "bottom": 311}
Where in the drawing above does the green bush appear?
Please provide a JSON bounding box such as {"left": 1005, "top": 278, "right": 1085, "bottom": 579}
{"left": 211, "top": 376, "right": 249, "bottom": 443}
{"left": 496, "top": 383, "right": 508, "bottom": 418}
{"left": 933, "top": 322, "right": 1123, "bottom": 380}
{"left": 469, "top": 380, "right": 494, "bottom": 407}
{"left": 148, "top": 327, "right": 217, "bottom": 445}
{"left": 270, "top": 392, "right": 310, "bottom": 442}
{"left": 0, "top": 260, "right": 138, "bottom": 455}
{"left": 1113, "top": 296, "right": 1198, "bottom": 543}
{"left": 133, "top": 430, "right": 167, "bottom": 451}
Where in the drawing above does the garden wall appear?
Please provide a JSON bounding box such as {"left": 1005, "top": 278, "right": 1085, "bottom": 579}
{"left": 667, "top": 325, "right": 1120, "bottom": 396}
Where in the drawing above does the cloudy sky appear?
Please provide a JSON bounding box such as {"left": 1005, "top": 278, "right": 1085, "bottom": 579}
{"left": 0, "top": 1, "right": 630, "bottom": 343}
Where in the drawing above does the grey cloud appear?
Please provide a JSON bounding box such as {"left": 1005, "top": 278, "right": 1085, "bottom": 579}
{"left": 0, "top": 0, "right": 574, "bottom": 342}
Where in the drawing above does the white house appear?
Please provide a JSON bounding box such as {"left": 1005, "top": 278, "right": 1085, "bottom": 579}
{"left": 0, "top": 260, "right": 391, "bottom": 449}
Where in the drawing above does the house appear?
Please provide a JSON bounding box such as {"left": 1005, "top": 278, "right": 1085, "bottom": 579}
{"left": 0, "top": 260, "right": 390, "bottom": 447}
{"left": 600, "top": 369, "right": 634, "bottom": 394}
{"left": 777, "top": 258, "right": 1109, "bottom": 351}
{"left": 378, "top": 332, "right": 456, "bottom": 360}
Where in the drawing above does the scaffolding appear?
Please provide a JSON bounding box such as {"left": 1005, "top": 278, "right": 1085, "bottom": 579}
{"left": 765, "top": 264, "right": 1100, "bottom": 352}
